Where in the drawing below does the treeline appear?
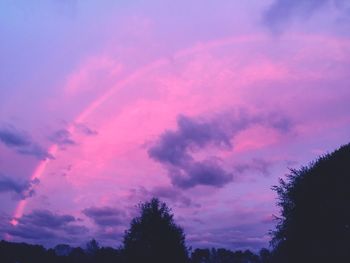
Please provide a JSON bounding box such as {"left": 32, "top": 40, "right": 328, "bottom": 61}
{"left": 1, "top": 143, "right": 350, "bottom": 263}
{"left": 0, "top": 239, "right": 271, "bottom": 263}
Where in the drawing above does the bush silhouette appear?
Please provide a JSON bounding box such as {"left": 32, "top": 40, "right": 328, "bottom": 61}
{"left": 122, "top": 198, "right": 189, "bottom": 263}
{"left": 271, "top": 143, "right": 350, "bottom": 262}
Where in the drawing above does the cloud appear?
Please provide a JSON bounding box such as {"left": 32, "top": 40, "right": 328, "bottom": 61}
{"left": 151, "top": 186, "right": 192, "bottom": 207}
{"left": 263, "top": 0, "right": 350, "bottom": 32}
{"left": 148, "top": 114, "right": 234, "bottom": 166}
{"left": 169, "top": 159, "right": 233, "bottom": 189}
{"left": 0, "top": 174, "right": 39, "bottom": 199}
{"left": 63, "top": 225, "right": 89, "bottom": 235}
{"left": 16, "top": 144, "right": 54, "bottom": 160}
{"left": 82, "top": 206, "right": 126, "bottom": 244}
{"left": 0, "top": 128, "right": 30, "bottom": 147}
{"left": 49, "top": 129, "right": 75, "bottom": 146}
{"left": 233, "top": 158, "right": 273, "bottom": 177}
{"left": 265, "top": 113, "right": 293, "bottom": 133}
{"left": 4, "top": 210, "right": 88, "bottom": 242}
{"left": 83, "top": 207, "right": 125, "bottom": 227}
{"left": 148, "top": 110, "right": 292, "bottom": 189}
{"left": 263, "top": 0, "right": 329, "bottom": 32}
{"left": 18, "top": 210, "right": 75, "bottom": 228}
{"left": 6, "top": 222, "right": 57, "bottom": 240}
{"left": 74, "top": 123, "right": 98, "bottom": 136}
{"left": 0, "top": 125, "right": 53, "bottom": 160}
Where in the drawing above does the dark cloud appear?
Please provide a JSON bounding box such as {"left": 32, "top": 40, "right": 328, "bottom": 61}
{"left": 0, "top": 125, "right": 53, "bottom": 160}
{"left": 17, "top": 144, "right": 54, "bottom": 160}
{"left": 18, "top": 210, "right": 75, "bottom": 228}
{"left": 148, "top": 110, "right": 292, "bottom": 189}
{"left": 0, "top": 174, "right": 39, "bottom": 199}
{"left": 148, "top": 114, "right": 239, "bottom": 167}
{"left": 0, "top": 128, "right": 31, "bottom": 147}
{"left": 234, "top": 158, "right": 273, "bottom": 177}
{"left": 49, "top": 129, "right": 75, "bottom": 146}
{"left": 3, "top": 210, "right": 88, "bottom": 243}
{"left": 7, "top": 224, "right": 56, "bottom": 240}
{"left": 83, "top": 207, "right": 125, "bottom": 227}
{"left": 63, "top": 225, "right": 90, "bottom": 235}
{"left": 170, "top": 160, "right": 233, "bottom": 189}
{"left": 262, "top": 0, "right": 350, "bottom": 32}
{"left": 263, "top": 0, "right": 328, "bottom": 32}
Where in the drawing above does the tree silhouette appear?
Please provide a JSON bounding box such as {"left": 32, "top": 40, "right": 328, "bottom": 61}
{"left": 271, "top": 143, "right": 350, "bottom": 262}
{"left": 122, "top": 198, "right": 189, "bottom": 263}
{"left": 85, "top": 239, "right": 100, "bottom": 255}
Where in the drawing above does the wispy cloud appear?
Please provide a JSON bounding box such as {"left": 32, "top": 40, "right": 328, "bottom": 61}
{"left": 0, "top": 125, "right": 53, "bottom": 160}
{"left": 74, "top": 123, "right": 98, "bottom": 136}
{"left": 234, "top": 158, "right": 274, "bottom": 177}
{"left": 263, "top": 0, "right": 350, "bottom": 32}
{"left": 49, "top": 129, "right": 76, "bottom": 146}
{"left": 0, "top": 174, "right": 39, "bottom": 199}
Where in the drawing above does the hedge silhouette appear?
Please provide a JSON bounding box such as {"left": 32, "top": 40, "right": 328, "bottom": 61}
{"left": 271, "top": 143, "right": 350, "bottom": 262}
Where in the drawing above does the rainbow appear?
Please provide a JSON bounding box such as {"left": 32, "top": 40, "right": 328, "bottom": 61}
{"left": 11, "top": 35, "right": 264, "bottom": 225}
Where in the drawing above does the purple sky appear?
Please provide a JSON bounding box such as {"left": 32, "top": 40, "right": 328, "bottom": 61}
{"left": 1, "top": 0, "right": 350, "bottom": 250}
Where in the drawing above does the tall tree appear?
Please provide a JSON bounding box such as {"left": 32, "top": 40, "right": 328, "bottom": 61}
{"left": 271, "top": 143, "right": 350, "bottom": 262}
{"left": 123, "top": 198, "right": 188, "bottom": 263}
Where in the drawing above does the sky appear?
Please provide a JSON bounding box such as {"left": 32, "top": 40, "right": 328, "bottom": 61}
{"left": 0, "top": 0, "right": 350, "bottom": 251}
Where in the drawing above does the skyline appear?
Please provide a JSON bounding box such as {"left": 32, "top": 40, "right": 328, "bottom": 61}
{"left": 1, "top": 0, "right": 350, "bottom": 250}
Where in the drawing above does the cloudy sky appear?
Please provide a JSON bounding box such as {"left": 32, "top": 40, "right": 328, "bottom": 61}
{"left": 1, "top": 0, "right": 350, "bottom": 250}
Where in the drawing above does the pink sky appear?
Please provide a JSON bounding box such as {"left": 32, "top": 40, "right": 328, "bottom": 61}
{"left": 1, "top": 0, "right": 350, "bottom": 250}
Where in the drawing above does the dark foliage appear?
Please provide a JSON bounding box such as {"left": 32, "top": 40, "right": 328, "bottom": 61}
{"left": 0, "top": 240, "right": 49, "bottom": 263}
{"left": 123, "top": 198, "right": 189, "bottom": 263}
{"left": 271, "top": 143, "right": 350, "bottom": 262}
{"left": 0, "top": 239, "right": 269, "bottom": 263}
{"left": 190, "top": 248, "right": 263, "bottom": 263}
{"left": 0, "top": 239, "right": 122, "bottom": 263}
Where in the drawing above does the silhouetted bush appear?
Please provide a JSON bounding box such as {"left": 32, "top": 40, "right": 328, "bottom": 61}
{"left": 271, "top": 143, "right": 350, "bottom": 262}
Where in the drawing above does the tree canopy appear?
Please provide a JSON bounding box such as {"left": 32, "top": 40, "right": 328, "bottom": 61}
{"left": 122, "top": 198, "right": 189, "bottom": 263}
{"left": 271, "top": 143, "right": 350, "bottom": 262}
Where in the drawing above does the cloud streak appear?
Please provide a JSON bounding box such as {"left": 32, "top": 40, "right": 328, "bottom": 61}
{"left": 83, "top": 206, "right": 125, "bottom": 227}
